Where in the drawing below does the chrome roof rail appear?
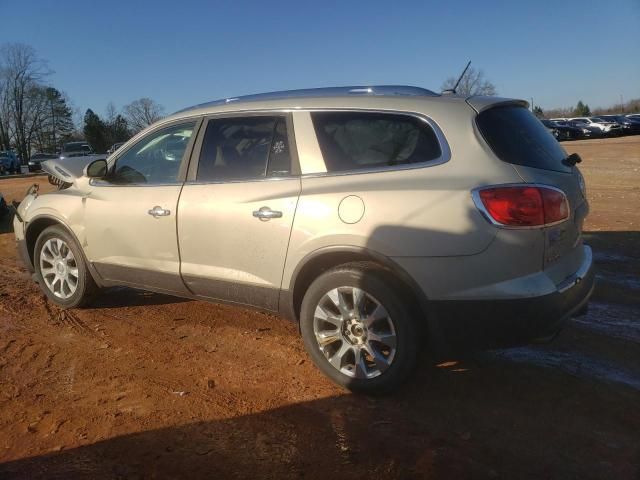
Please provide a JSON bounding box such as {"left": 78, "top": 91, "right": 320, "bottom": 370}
{"left": 175, "top": 85, "right": 438, "bottom": 113}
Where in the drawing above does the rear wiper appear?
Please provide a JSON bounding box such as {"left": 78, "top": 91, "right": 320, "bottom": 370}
{"left": 562, "top": 152, "right": 582, "bottom": 167}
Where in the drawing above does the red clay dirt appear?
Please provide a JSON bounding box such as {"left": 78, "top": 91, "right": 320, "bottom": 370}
{"left": 0, "top": 137, "right": 639, "bottom": 479}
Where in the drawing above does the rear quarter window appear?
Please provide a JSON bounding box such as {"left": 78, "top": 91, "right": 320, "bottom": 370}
{"left": 477, "top": 106, "right": 570, "bottom": 173}
{"left": 311, "top": 111, "right": 442, "bottom": 173}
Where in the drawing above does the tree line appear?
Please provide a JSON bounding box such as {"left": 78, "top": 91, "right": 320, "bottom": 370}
{"left": 532, "top": 97, "right": 640, "bottom": 119}
{"left": 0, "top": 42, "right": 164, "bottom": 162}
{"left": 3, "top": 44, "right": 637, "bottom": 162}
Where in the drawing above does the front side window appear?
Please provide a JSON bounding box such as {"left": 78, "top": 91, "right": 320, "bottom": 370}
{"left": 109, "top": 122, "right": 196, "bottom": 184}
{"left": 196, "top": 116, "right": 292, "bottom": 182}
{"left": 311, "top": 112, "right": 442, "bottom": 173}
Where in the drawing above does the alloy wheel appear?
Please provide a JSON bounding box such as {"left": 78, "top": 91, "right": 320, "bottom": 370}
{"left": 39, "top": 238, "right": 79, "bottom": 299}
{"left": 313, "top": 286, "right": 397, "bottom": 379}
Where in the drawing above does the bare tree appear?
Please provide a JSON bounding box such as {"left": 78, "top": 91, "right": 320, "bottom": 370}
{"left": 124, "top": 98, "right": 164, "bottom": 133}
{"left": 0, "top": 68, "right": 11, "bottom": 150}
{"left": 441, "top": 67, "right": 496, "bottom": 96}
{"left": 105, "top": 101, "right": 118, "bottom": 125}
{"left": 0, "top": 43, "right": 52, "bottom": 161}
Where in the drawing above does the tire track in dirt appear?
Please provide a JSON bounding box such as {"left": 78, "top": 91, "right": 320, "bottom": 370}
{"left": 40, "top": 301, "right": 101, "bottom": 340}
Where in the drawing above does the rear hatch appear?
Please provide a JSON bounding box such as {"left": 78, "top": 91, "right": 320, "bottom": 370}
{"left": 471, "top": 101, "right": 588, "bottom": 285}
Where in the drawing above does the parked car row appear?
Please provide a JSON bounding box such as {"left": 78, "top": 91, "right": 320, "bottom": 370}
{"left": 543, "top": 114, "right": 640, "bottom": 140}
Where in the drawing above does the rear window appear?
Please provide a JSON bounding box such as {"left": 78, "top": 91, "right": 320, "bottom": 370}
{"left": 311, "top": 112, "right": 442, "bottom": 173}
{"left": 477, "top": 106, "right": 570, "bottom": 173}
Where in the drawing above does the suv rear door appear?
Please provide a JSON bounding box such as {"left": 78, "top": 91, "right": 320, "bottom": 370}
{"left": 177, "top": 114, "right": 301, "bottom": 310}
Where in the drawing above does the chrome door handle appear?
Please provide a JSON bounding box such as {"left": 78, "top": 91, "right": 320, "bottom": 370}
{"left": 148, "top": 206, "right": 171, "bottom": 218}
{"left": 253, "top": 206, "right": 282, "bottom": 221}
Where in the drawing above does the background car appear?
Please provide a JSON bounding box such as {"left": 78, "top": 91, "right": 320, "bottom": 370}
{"left": 597, "top": 115, "right": 640, "bottom": 135}
{"left": 107, "top": 142, "right": 125, "bottom": 156}
{"left": 540, "top": 119, "right": 560, "bottom": 139}
{"left": 626, "top": 113, "right": 640, "bottom": 121}
{"left": 0, "top": 150, "right": 19, "bottom": 175}
{"left": 28, "top": 152, "right": 58, "bottom": 172}
{"left": 541, "top": 119, "right": 583, "bottom": 141}
{"left": 568, "top": 117, "right": 621, "bottom": 137}
{"left": 59, "top": 142, "right": 94, "bottom": 159}
{"left": 564, "top": 120, "right": 602, "bottom": 138}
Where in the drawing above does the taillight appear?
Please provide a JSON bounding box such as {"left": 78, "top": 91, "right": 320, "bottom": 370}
{"left": 474, "top": 185, "right": 569, "bottom": 227}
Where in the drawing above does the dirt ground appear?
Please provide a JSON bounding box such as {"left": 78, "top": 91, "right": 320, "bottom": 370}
{"left": 0, "top": 137, "right": 639, "bottom": 479}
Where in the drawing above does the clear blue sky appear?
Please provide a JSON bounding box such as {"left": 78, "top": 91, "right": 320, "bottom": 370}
{"left": 2, "top": 0, "right": 639, "bottom": 118}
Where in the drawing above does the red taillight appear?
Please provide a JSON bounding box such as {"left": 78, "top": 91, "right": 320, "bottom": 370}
{"left": 476, "top": 185, "right": 569, "bottom": 227}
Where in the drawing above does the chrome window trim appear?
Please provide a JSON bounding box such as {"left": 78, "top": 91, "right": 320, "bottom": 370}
{"left": 93, "top": 107, "right": 451, "bottom": 185}
{"left": 178, "top": 107, "right": 449, "bottom": 180}
{"left": 471, "top": 183, "right": 571, "bottom": 230}
{"left": 185, "top": 175, "right": 301, "bottom": 186}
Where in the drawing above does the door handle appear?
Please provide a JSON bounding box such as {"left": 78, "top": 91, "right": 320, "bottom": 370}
{"left": 253, "top": 206, "right": 282, "bottom": 221}
{"left": 148, "top": 206, "right": 171, "bottom": 218}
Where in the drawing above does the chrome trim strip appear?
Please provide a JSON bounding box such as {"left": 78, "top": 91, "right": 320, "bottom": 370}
{"left": 470, "top": 183, "right": 571, "bottom": 230}
{"left": 186, "top": 175, "right": 299, "bottom": 186}
{"left": 185, "top": 108, "right": 451, "bottom": 181}
{"left": 557, "top": 245, "right": 593, "bottom": 294}
{"left": 92, "top": 108, "right": 450, "bottom": 185}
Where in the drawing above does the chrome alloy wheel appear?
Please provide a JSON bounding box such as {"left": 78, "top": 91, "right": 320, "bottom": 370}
{"left": 313, "top": 287, "right": 397, "bottom": 379}
{"left": 39, "top": 238, "right": 79, "bottom": 299}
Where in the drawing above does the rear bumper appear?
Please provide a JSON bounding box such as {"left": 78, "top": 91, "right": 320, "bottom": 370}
{"left": 430, "top": 246, "right": 595, "bottom": 352}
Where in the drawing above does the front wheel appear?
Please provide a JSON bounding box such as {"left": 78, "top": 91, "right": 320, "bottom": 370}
{"left": 34, "top": 225, "right": 98, "bottom": 308}
{"left": 300, "top": 264, "right": 419, "bottom": 394}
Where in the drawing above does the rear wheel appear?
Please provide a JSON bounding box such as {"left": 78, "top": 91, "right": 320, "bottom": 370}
{"left": 300, "top": 264, "right": 419, "bottom": 394}
{"left": 34, "top": 225, "right": 98, "bottom": 308}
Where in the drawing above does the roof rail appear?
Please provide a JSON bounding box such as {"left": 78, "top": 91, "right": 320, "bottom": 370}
{"left": 176, "top": 85, "right": 438, "bottom": 113}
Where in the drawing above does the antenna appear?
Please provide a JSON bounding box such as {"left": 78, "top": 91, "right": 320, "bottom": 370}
{"left": 443, "top": 61, "right": 471, "bottom": 95}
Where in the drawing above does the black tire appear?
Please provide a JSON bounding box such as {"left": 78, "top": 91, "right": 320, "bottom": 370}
{"left": 34, "top": 225, "right": 98, "bottom": 308}
{"left": 300, "top": 263, "right": 420, "bottom": 394}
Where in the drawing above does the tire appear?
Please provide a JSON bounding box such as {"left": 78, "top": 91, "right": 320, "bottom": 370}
{"left": 300, "top": 263, "right": 419, "bottom": 394}
{"left": 34, "top": 225, "right": 98, "bottom": 308}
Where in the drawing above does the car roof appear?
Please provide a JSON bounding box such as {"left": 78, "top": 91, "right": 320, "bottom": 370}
{"left": 175, "top": 85, "right": 439, "bottom": 113}
{"left": 161, "top": 85, "right": 526, "bottom": 126}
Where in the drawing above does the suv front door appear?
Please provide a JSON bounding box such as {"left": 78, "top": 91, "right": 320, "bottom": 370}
{"left": 84, "top": 120, "right": 199, "bottom": 293}
{"left": 177, "top": 114, "right": 300, "bottom": 310}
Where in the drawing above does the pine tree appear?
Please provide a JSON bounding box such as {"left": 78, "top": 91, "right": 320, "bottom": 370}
{"left": 574, "top": 101, "right": 591, "bottom": 117}
{"left": 110, "top": 114, "right": 130, "bottom": 144}
{"left": 83, "top": 109, "right": 108, "bottom": 153}
{"left": 41, "top": 87, "right": 74, "bottom": 152}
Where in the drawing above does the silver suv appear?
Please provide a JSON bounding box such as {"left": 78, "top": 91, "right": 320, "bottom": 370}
{"left": 14, "top": 86, "right": 594, "bottom": 393}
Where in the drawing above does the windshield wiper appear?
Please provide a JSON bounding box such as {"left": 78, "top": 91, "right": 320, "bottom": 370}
{"left": 562, "top": 152, "right": 582, "bottom": 167}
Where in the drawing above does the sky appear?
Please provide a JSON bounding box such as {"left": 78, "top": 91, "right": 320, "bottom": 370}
{"left": 1, "top": 0, "right": 639, "bottom": 119}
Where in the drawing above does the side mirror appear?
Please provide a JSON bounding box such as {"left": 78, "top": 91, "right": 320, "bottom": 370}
{"left": 85, "top": 159, "right": 108, "bottom": 178}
